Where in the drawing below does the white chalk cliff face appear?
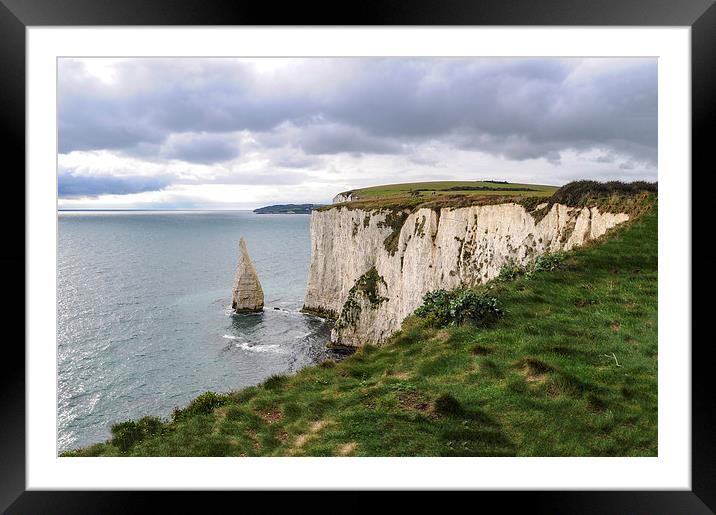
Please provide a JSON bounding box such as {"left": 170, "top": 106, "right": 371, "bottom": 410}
{"left": 303, "top": 202, "right": 630, "bottom": 346}
{"left": 332, "top": 192, "right": 353, "bottom": 203}
{"left": 232, "top": 237, "right": 264, "bottom": 312}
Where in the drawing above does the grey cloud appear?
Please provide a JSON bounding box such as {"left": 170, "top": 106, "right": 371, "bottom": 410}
{"left": 409, "top": 155, "right": 443, "bottom": 166}
{"left": 58, "top": 171, "right": 172, "bottom": 198}
{"left": 59, "top": 57, "right": 657, "bottom": 168}
{"left": 321, "top": 59, "right": 571, "bottom": 140}
{"left": 285, "top": 123, "right": 403, "bottom": 155}
{"left": 273, "top": 154, "right": 320, "bottom": 169}
{"left": 59, "top": 164, "right": 308, "bottom": 198}
{"left": 205, "top": 170, "right": 309, "bottom": 186}
{"left": 159, "top": 132, "right": 240, "bottom": 164}
{"left": 594, "top": 153, "right": 616, "bottom": 163}
{"left": 58, "top": 58, "right": 309, "bottom": 157}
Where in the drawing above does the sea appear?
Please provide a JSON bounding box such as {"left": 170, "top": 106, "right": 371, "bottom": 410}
{"left": 57, "top": 210, "right": 338, "bottom": 453}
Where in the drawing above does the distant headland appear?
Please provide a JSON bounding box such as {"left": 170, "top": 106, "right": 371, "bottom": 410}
{"left": 253, "top": 204, "right": 324, "bottom": 214}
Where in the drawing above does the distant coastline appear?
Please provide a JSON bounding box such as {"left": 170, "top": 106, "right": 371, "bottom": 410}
{"left": 253, "top": 204, "right": 324, "bottom": 214}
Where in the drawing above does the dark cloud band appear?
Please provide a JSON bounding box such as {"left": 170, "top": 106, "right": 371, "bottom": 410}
{"left": 58, "top": 172, "right": 172, "bottom": 198}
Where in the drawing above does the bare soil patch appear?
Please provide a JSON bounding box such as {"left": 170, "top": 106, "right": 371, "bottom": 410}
{"left": 257, "top": 409, "right": 283, "bottom": 424}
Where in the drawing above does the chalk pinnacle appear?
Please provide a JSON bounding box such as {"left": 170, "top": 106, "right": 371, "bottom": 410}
{"left": 232, "top": 237, "right": 264, "bottom": 312}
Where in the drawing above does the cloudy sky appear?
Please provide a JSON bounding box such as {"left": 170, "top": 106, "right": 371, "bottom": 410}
{"left": 58, "top": 57, "right": 657, "bottom": 209}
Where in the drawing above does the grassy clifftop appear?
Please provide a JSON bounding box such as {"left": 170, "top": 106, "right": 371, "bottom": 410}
{"left": 323, "top": 180, "right": 654, "bottom": 213}
{"left": 323, "top": 180, "right": 556, "bottom": 212}
{"left": 65, "top": 203, "right": 657, "bottom": 457}
{"left": 339, "top": 180, "right": 557, "bottom": 200}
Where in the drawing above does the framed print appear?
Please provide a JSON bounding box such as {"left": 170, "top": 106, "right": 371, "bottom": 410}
{"left": 2, "top": 0, "right": 713, "bottom": 511}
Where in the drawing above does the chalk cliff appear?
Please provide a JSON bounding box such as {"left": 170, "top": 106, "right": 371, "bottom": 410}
{"left": 232, "top": 237, "right": 264, "bottom": 312}
{"left": 332, "top": 192, "right": 354, "bottom": 203}
{"left": 303, "top": 202, "right": 630, "bottom": 346}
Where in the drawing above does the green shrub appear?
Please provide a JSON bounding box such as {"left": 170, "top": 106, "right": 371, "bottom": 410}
{"left": 498, "top": 261, "right": 526, "bottom": 281}
{"left": 533, "top": 252, "right": 565, "bottom": 272}
{"left": 172, "top": 391, "right": 229, "bottom": 422}
{"left": 449, "top": 290, "right": 503, "bottom": 325}
{"left": 110, "top": 421, "right": 142, "bottom": 451}
{"left": 110, "top": 416, "right": 165, "bottom": 451}
{"left": 137, "top": 415, "right": 164, "bottom": 436}
{"left": 498, "top": 252, "right": 565, "bottom": 282}
{"left": 520, "top": 180, "right": 657, "bottom": 218}
{"left": 414, "top": 288, "right": 503, "bottom": 327}
{"left": 414, "top": 289, "right": 453, "bottom": 326}
{"left": 549, "top": 180, "right": 657, "bottom": 206}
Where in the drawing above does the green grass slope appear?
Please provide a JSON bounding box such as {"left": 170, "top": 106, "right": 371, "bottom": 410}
{"left": 65, "top": 203, "right": 657, "bottom": 457}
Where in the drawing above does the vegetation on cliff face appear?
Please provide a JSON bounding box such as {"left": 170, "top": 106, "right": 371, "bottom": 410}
{"left": 377, "top": 210, "right": 410, "bottom": 255}
{"left": 64, "top": 205, "right": 657, "bottom": 457}
{"left": 334, "top": 267, "right": 388, "bottom": 330}
{"left": 300, "top": 305, "right": 338, "bottom": 320}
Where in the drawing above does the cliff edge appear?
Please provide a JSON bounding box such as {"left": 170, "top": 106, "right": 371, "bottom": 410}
{"left": 303, "top": 181, "right": 655, "bottom": 346}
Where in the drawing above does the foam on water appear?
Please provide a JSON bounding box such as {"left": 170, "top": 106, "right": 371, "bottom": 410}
{"left": 233, "top": 342, "right": 285, "bottom": 354}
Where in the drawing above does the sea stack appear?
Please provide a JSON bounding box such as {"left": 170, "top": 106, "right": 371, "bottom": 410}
{"left": 232, "top": 237, "right": 264, "bottom": 313}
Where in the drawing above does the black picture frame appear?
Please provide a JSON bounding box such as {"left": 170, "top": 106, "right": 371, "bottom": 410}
{"left": 2, "top": 0, "right": 711, "bottom": 512}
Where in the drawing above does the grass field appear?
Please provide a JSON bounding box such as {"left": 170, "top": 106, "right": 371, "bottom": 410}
{"left": 65, "top": 203, "right": 657, "bottom": 457}
{"left": 323, "top": 181, "right": 559, "bottom": 212}
{"left": 341, "top": 181, "right": 558, "bottom": 200}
